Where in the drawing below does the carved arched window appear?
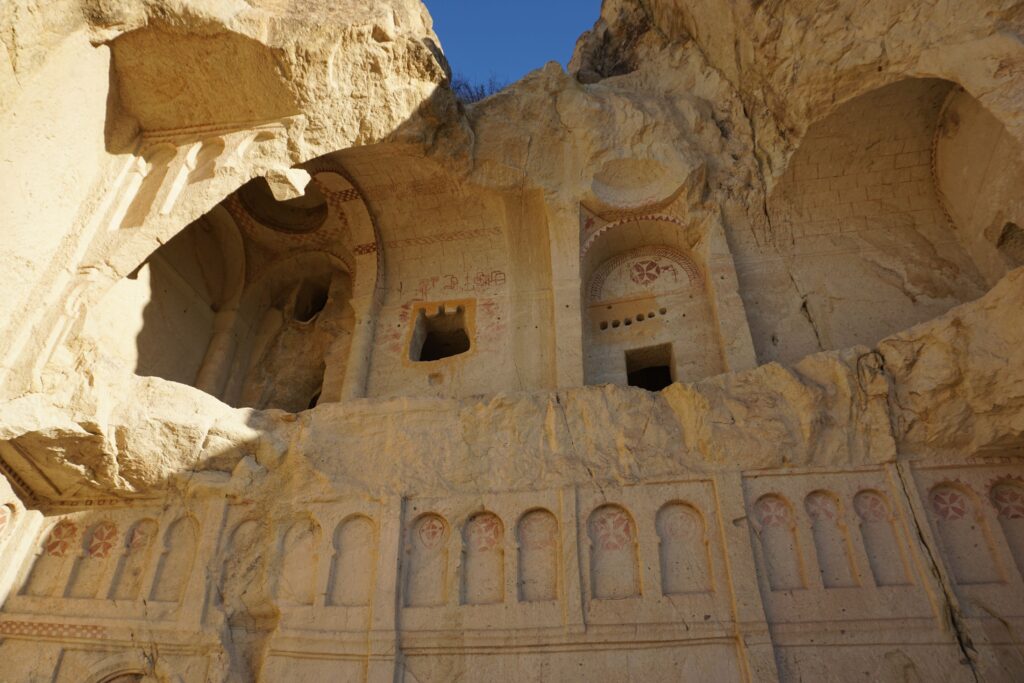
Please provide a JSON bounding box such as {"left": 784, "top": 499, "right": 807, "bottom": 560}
{"left": 328, "top": 515, "right": 377, "bottom": 606}
{"left": 753, "top": 494, "right": 805, "bottom": 591}
{"left": 517, "top": 509, "right": 559, "bottom": 602}
{"left": 853, "top": 490, "right": 910, "bottom": 586}
{"left": 405, "top": 514, "right": 448, "bottom": 607}
{"left": 462, "top": 512, "right": 505, "bottom": 605}
{"left": 588, "top": 504, "right": 640, "bottom": 599}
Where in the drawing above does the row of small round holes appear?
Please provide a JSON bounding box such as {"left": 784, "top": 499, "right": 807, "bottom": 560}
{"left": 599, "top": 308, "right": 668, "bottom": 331}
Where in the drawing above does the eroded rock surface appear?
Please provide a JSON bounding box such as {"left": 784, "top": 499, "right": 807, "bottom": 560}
{"left": 1, "top": 0, "right": 1023, "bottom": 681}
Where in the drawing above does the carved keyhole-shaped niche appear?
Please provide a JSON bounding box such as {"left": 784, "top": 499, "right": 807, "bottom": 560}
{"left": 804, "top": 491, "right": 857, "bottom": 588}
{"left": 753, "top": 494, "right": 806, "bottom": 591}
{"left": 853, "top": 490, "right": 911, "bottom": 587}
{"left": 588, "top": 504, "right": 640, "bottom": 599}
{"left": 328, "top": 515, "right": 377, "bottom": 607}
{"left": 656, "top": 502, "right": 711, "bottom": 595}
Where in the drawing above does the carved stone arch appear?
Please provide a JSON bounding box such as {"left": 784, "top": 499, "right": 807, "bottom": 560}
{"left": 79, "top": 198, "right": 246, "bottom": 394}
{"left": 587, "top": 504, "right": 640, "bottom": 599}
{"left": 929, "top": 482, "right": 1001, "bottom": 585}
{"left": 81, "top": 649, "right": 158, "bottom": 683}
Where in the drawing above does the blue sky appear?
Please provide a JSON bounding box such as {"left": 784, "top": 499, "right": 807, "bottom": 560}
{"left": 423, "top": 1, "right": 602, "bottom": 85}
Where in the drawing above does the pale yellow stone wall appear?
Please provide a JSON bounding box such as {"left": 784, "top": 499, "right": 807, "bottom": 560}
{"left": 1, "top": 0, "right": 1024, "bottom": 681}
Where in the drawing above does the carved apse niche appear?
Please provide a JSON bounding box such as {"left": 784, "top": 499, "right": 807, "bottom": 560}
{"left": 79, "top": 159, "right": 380, "bottom": 411}
{"left": 738, "top": 78, "right": 1024, "bottom": 365}
{"left": 581, "top": 215, "right": 726, "bottom": 389}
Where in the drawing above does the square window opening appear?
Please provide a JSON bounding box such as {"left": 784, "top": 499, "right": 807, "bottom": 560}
{"left": 625, "top": 343, "right": 674, "bottom": 392}
{"left": 410, "top": 305, "right": 471, "bottom": 361}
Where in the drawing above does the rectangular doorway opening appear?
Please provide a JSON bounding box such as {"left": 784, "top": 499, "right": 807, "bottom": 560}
{"left": 625, "top": 343, "right": 674, "bottom": 392}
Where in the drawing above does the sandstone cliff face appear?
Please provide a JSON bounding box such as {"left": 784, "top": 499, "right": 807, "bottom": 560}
{"left": 1, "top": 0, "right": 1023, "bottom": 681}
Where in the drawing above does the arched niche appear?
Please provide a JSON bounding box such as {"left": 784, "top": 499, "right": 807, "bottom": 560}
{"left": 149, "top": 516, "right": 198, "bottom": 603}
{"left": 517, "top": 509, "right": 559, "bottom": 603}
{"left": 221, "top": 252, "right": 355, "bottom": 411}
{"left": 587, "top": 504, "right": 640, "bottom": 600}
{"left": 929, "top": 483, "right": 1002, "bottom": 585}
{"left": 744, "top": 78, "right": 1020, "bottom": 365}
{"left": 461, "top": 512, "right": 505, "bottom": 605}
{"left": 803, "top": 491, "right": 857, "bottom": 588}
{"left": 404, "top": 513, "right": 449, "bottom": 607}
{"left": 656, "top": 501, "right": 712, "bottom": 595}
{"left": 327, "top": 514, "right": 377, "bottom": 607}
{"left": 752, "top": 494, "right": 806, "bottom": 592}
{"left": 275, "top": 516, "right": 322, "bottom": 606}
{"left": 580, "top": 217, "right": 725, "bottom": 389}
{"left": 82, "top": 204, "right": 244, "bottom": 390}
